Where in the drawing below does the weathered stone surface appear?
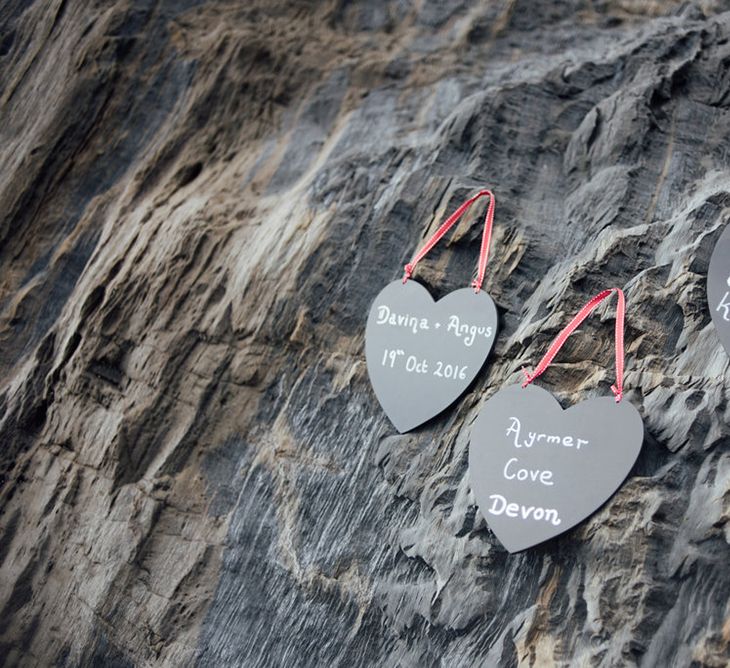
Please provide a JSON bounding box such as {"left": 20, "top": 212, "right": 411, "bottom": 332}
{"left": 1, "top": 1, "right": 730, "bottom": 666}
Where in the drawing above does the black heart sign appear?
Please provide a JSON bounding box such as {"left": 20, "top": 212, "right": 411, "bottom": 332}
{"left": 707, "top": 223, "right": 730, "bottom": 356}
{"left": 469, "top": 384, "right": 643, "bottom": 552}
{"left": 365, "top": 280, "right": 498, "bottom": 432}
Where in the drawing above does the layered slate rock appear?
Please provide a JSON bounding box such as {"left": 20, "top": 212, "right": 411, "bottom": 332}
{"left": 1, "top": 1, "right": 730, "bottom": 666}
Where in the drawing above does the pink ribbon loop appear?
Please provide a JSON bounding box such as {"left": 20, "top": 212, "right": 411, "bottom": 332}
{"left": 402, "top": 190, "right": 496, "bottom": 293}
{"left": 521, "top": 288, "right": 626, "bottom": 403}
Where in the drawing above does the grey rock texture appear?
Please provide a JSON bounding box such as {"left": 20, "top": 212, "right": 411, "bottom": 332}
{"left": 1, "top": 0, "right": 730, "bottom": 666}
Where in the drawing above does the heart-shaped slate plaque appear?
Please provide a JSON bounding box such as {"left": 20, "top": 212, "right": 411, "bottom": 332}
{"left": 707, "top": 224, "right": 730, "bottom": 356}
{"left": 469, "top": 384, "right": 643, "bottom": 552}
{"left": 365, "top": 280, "right": 498, "bottom": 433}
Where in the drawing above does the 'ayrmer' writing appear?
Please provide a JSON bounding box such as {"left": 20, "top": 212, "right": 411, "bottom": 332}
{"left": 505, "top": 417, "right": 590, "bottom": 450}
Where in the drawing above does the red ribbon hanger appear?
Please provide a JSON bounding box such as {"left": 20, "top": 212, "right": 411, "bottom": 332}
{"left": 521, "top": 288, "right": 626, "bottom": 402}
{"left": 402, "top": 189, "right": 496, "bottom": 293}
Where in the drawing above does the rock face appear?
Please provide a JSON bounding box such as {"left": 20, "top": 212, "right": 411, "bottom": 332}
{"left": 1, "top": 0, "right": 730, "bottom": 665}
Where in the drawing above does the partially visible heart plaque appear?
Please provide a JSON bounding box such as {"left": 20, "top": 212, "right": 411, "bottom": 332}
{"left": 707, "top": 224, "right": 730, "bottom": 355}
{"left": 365, "top": 279, "right": 498, "bottom": 432}
{"left": 469, "top": 384, "right": 643, "bottom": 552}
